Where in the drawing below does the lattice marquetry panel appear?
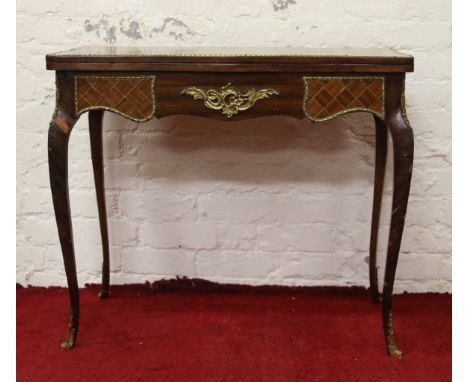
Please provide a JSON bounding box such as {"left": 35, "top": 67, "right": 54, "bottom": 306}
{"left": 75, "top": 76, "right": 156, "bottom": 122}
{"left": 303, "top": 76, "right": 384, "bottom": 122}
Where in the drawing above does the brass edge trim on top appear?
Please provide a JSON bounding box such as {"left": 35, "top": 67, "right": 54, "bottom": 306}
{"left": 49, "top": 49, "right": 412, "bottom": 59}
{"left": 302, "top": 76, "right": 385, "bottom": 122}
{"left": 74, "top": 75, "right": 156, "bottom": 122}
{"left": 51, "top": 53, "right": 409, "bottom": 58}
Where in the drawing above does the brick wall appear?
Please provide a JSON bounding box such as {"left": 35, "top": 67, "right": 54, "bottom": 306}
{"left": 16, "top": 0, "right": 452, "bottom": 292}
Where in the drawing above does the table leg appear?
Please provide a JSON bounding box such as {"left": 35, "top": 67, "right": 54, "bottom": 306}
{"left": 48, "top": 110, "right": 79, "bottom": 350}
{"left": 381, "top": 80, "right": 414, "bottom": 357}
{"left": 369, "top": 116, "right": 388, "bottom": 304}
{"left": 89, "top": 110, "right": 110, "bottom": 299}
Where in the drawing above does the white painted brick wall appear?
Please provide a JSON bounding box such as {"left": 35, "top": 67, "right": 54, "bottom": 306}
{"left": 16, "top": 0, "right": 452, "bottom": 292}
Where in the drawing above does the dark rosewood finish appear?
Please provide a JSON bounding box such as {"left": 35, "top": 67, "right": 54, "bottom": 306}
{"left": 369, "top": 116, "right": 388, "bottom": 304}
{"left": 89, "top": 110, "right": 110, "bottom": 299}
{"left": 46, "top": 47, "right": 414, "bottom": 357}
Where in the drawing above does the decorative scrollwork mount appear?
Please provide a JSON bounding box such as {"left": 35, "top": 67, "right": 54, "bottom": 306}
{"left": 181, "top": 83, "right": 279, "bottom": 118}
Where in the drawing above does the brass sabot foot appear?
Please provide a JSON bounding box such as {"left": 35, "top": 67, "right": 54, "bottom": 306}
{"left": 386, "top": 341, "right": 403, "bottom": 358}
{"left": 60, "top": 327, "right": 76, "bottom": 350}
{"left": 385, "top": 311, "right": 402, "bottom": 358}
{"left": 98, "top": 289, "right": 109, "bottom": 299}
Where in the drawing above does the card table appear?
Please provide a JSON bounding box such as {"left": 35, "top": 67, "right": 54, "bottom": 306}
{"left": 46, "top": 47, "right": 414, "bottom": 356}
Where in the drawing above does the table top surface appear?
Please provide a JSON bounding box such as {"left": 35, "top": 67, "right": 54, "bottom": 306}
{"left": 46, "top": 47, "right": 413, "bottom": 72}
{"left": 48, "top": 46, "right": 411, "bottom": 56}
{"left": 47, "top": 46, "right": 411, "bottom": 62}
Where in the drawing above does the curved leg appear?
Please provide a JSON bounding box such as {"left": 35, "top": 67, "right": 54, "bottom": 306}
{"left": 369, "top": 116, "right": 388, "bottom": 304}
{"left": 89, "top": 110, "right": 110, "bottom": 299}
{"left": 48, "top": 111, "right": 79, "bottom": 350}
{"left": 381, "top": 96, "right": 414, "bottom": 357}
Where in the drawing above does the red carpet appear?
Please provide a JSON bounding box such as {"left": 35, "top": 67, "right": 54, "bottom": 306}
{"left": 17, "top": 281, "right": 451, "bottom": 382}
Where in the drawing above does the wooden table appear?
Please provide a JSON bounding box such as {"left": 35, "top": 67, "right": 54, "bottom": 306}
{"left": 46, "top": 47, "right": 414, "bottom": 357}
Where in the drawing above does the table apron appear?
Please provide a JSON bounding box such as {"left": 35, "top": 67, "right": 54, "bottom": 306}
{"left": 67, "top": 71, "right": 401, "bottom": 122}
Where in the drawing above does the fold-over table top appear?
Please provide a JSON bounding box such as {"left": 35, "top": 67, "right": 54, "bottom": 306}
{"left": 46, "top": 47, "right": 413, "bottom": 73}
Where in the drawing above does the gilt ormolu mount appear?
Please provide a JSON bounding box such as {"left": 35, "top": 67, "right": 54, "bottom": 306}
{"left": 46, "top": 47, "right": 414, "bottom": 357}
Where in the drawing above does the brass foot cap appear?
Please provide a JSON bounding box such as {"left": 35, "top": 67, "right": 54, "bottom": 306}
{"left": 98, "top": 290, "right": 109, "bottom": 299}
{"left": 61, "top": 340, "right": 75, "bottom": 350}
{"left": 388, "top": 346, "right": 403, "bottom": 359}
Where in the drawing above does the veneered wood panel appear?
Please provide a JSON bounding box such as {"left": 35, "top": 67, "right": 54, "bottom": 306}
{"left": 303, "top": 76, "right": 385, "bottom": 121}
{"left": 75, "top": 76, "right": 156, "bottom": 122}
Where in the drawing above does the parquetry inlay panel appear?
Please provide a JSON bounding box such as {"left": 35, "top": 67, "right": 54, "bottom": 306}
{"left": 303, "top": 76, "right": 384, "bottom": 121}
{"left": 75, "top": 76, "right": 156, "bottom": 122}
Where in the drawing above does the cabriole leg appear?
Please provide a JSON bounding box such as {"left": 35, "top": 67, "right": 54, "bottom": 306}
{"left": 48, "top": 111, "right": 79, "bottom": 350}
{"left": 369, "top": 116, "right": 388, "bottom": 304}
{"left": 382, "top": 96, "right": 414, "bottom": 358}
{"left": 89, "top": 110, "right": 110, "bottom": 299}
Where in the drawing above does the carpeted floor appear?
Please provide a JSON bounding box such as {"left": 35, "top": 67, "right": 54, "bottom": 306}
{"left": 16, "top": 282, "right": 451, "bottom": 382}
